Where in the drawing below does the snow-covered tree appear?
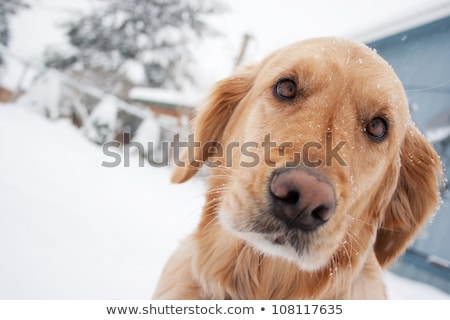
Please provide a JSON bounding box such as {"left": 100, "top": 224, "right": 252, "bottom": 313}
{"left": 45, "top": 0, "right": 225, "bottom": 90}
{"left": 0, "top": 0, "right": 28, "bottom": 65}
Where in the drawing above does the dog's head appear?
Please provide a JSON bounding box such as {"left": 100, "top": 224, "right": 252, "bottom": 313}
{"left": 172, "top": 38, "right": 442, "bottom": 271}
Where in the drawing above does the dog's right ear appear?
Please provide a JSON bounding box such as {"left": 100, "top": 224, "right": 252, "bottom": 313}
{"left": 171, "top": 66, "right": 256, "bottom": 184}
{"left": 374, "top": 125, "right": 442, "bottom": 267}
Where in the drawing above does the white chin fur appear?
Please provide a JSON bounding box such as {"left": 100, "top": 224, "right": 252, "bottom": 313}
{"left": 218, "top": 211, "right": 328, "bottom": 272}
{"left": 238, "top": 232, "right": 328, "bottom": 272}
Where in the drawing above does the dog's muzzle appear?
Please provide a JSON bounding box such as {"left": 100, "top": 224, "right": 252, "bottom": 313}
{"left": 269, "top": 168, "right": 336, "bottom": 232}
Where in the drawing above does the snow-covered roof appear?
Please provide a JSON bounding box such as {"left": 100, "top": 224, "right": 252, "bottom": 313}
{"left": 354, "top": 2, "right": 450, "bottom": 43}
{"left": 128, "top": 87, "right": 202, "bottom": 109}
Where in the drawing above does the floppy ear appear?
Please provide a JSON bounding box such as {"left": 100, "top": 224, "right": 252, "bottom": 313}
{"left": 375, "top": 125, "right": 442, "bottom": 267}
{"left": 171, "top": 67, "right": 255, "bottom": 184}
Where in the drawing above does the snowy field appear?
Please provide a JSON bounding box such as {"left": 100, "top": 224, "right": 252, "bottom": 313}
{"left": 0, "top": 104, "right": 449, "bottom": 300}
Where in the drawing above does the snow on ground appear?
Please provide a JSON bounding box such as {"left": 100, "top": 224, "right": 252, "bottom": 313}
{"left": 0, "top": 104, "right": 204, "bottom": 299}
{"left": 0, "top": 104, "right": 449, "bottom": 300}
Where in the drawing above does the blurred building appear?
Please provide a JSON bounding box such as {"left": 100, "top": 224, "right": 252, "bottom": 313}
{"left": 128, "top": 87, "right": 198, "bottom": 129}
{"left": 359, "top": 5, "right": 450, "bottom": 293}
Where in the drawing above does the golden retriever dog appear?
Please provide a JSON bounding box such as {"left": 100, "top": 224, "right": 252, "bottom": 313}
{"left": 153, "top": 37, "right": 442, "bottom": 299}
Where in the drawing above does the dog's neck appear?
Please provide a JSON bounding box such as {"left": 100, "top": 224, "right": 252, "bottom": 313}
{"left": 192, "top": 206, "right": 385, "bottom": 299}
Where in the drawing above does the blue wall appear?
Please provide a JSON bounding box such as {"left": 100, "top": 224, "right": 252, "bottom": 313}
{"left": 368, "top": 16, "right": 450, "bottom": 292}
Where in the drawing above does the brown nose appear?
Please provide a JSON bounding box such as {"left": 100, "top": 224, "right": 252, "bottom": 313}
{"left": 270, "top": 168, "right": 336, "bottom": 232}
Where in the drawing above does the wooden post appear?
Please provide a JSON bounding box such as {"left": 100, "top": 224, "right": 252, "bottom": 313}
{"left": 234, "top": 34, "right": 252, "bottom": 69}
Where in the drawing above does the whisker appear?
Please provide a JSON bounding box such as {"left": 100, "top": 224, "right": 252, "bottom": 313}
{"left": 344, "top": 213, "right": 378, "bottom": 228}
{"left": 340, "top": 239, "right": 353, "bottom": 268}
{"left": 405, "top": 79, "right": 450, "bottom": 92}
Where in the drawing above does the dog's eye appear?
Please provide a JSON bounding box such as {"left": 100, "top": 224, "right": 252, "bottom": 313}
{"left": 274, "top": 78, "right": 297, "bottom": 100}
{"left": 365, "top": 117, "right": 388, "bottom": 141}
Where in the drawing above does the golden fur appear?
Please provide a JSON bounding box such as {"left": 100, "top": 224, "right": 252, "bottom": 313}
{"left": 153, "top": 37, "right": 442, "bottom": 299}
